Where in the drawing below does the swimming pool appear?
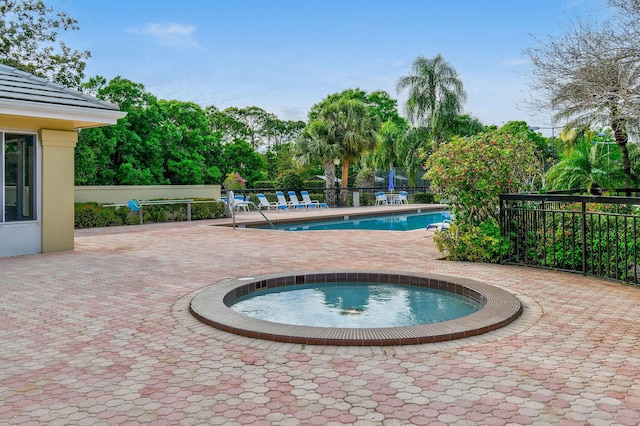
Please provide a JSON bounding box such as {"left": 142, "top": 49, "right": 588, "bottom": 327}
{"left": 264, "top": 211, "right": 450, "bottom": 231}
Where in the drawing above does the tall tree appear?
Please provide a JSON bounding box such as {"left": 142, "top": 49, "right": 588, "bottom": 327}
{"left": 0, "top": 0, "right": 90, "bottom": 88}
{"left": 221, "top": 139, "right": 266, "bottom": 187}
{"left": 371, "top": 120, "right": 405, "bottom": 173}
{"left": 545, "top": 129, "right": 630, "bottom": 192}
{"left": 295, "top": 121, "right": 343, "bottom": 206}
{"left": 77, "top": 76, "right": 225, "bottom": 185}
{"left": 222, "top": 106, "right": 275, "bottom": 148}
{"left": 396, "top": 54, "right": 467, "bottom": 131}
{"left": 303, "top": 98, "right": 380, "bottom": 204}
{"left": 263, "top": 118, "right": 305, "bottom": 148}
{"left": 525, "top": 7, "right": 640, "bottom": 180}
{"left": 308, "top": 88, "right": 405, "bottom": 128}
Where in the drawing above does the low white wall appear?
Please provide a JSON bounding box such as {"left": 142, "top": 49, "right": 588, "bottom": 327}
{"left": 75, "top": 185, "right": 222, "bottom": 204}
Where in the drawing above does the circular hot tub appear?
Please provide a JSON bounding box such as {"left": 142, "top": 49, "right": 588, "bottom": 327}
{"left": 190, "top": 270, "right": 522, "bottom": 346}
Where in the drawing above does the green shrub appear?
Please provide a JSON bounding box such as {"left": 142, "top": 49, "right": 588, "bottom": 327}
{"left": 191, "top": 199, "right": 225, "bottom": 219}
{"left": 75, "top": 198, "right": 226, "bottom": 228}
{"left": 433, "top": 220, "right": 509, "bottom": 263}
{"left": 140, "top": 204, "right": 168, "bottom": 223}
{"left": 414, "top": 192, "right": 436, "bottom": 203}
{"left": 253, "top": 180, "right": 277, "bottom": 188}
{"left": 277, "top": 171, "right": 304, "bottom": 191}
{"left": 222, "top": 172, "right": 247, "bottom": 190}
{"left": 531, "top": 206, "right": 640, "bottom": 281}
{"left": 74, "top": 202, "right": 123, "bottom": 228}
{"left": 114, "top": 206, "right": 138, "bottom": 225}
{"left": 425, "top": 126, "right": 542, "bottom": 262}
{"left": 303, "top": 179, "right": 326, "bottom": 188}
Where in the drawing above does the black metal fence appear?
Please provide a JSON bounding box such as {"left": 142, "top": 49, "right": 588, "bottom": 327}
{"left": 500, "top": 190, "right": 640, "bottom": 286}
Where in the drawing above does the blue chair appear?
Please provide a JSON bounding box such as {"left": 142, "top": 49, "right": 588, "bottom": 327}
{"left": 375, "top": 192, "right": 388, "bottom": 206}
{"left": 301, "top": 191, "right": 328, "bottom": 208}
{"left": 275, "top": 191, "right": 291, "bottom": 211}
{"left": 398, "top": 191, "right": 409, "bottom": 204}
{"left": 233, "top": 195, "right": 249, "bottom": 212}
{"left": 256, "top": 193, "right": 277, "bottom": 211}
{"left": 287, "top": 191, "right": 306, "bottom": 209}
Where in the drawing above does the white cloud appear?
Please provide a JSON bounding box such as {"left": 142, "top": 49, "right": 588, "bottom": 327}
{"left": 131, "top": 23, "right": 200, "bottom": 48}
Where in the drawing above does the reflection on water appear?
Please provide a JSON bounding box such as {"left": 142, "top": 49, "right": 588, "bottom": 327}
{"left": 230, "top": 283, "right": 481, "bottom": 328}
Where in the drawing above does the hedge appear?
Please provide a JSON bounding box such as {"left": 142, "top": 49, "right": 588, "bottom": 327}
{"left": 74, "top": 198, "right": 225, "bottom": 228}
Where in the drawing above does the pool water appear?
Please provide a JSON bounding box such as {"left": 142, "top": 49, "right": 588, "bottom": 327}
{"left": 229, "top": 282, "right": 482, "bottom": 328}
{"left": 266, "top": 211, "right": 450, "bottom": 231}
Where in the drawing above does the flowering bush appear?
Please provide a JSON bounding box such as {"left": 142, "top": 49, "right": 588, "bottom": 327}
{"left": 222, "top": 172, "right": 247, "bottom": 190}
{"left": 425, "top": 128, "right": 543, "bottom": 225}
{"left": 425, "top": 126, "right": 543, "bottom": 262}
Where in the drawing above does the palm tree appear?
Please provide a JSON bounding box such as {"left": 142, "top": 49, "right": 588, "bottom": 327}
{"left": 371, "top": 120, "right": 404, "bottom": 173}
{"left": 295, "top": 121, "right": 343, "bottom": 206}
{"left": 396, "top": 54, "right": 467, "bottom": 131}
{"left": 545, "top": 130, "right": 630, "bottom": 193}
{"left": 297, "top": 98, "right": 380, "bottom": 205}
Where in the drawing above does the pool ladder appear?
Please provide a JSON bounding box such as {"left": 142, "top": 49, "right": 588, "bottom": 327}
{"left": 232, "top": 201, "right": 275, "bottom": 228}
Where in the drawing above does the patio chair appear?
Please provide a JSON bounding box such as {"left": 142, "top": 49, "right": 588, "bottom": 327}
{"left": 300, "top": 191, "right": 328, "bottom": 208}
{"left": 256, "top": 193, "right": 277, "bottom": 211}
{"left": 287, "top": 191, "right": 306, "bottom": 209}
{"left": 398, "top": 191, "right": 409, "bottom": 204}
{"left": 375, "top": 192, "right": 388, "bottom": 206}
{"left": 275, "top": 191, "right": 292, "bottom": 211}
{"left": 233, "top": 195, "right": 250, "bottom": 212}
{"left": 423, "top": 219, "right": 451, "bottom": 236}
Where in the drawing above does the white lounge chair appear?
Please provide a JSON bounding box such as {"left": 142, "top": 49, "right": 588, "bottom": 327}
{"left": 375, "top": 192, "right": 388, "bottom": 206}
{"left": 287, "top": 191, "right": 306, "bottom": 209}
{"left": 233, "top": 195, "right": 250, "bottom": 212}
{"left": 300, "top": 191, "right": 328, "bottom": 208}
{"left": 398, "top": 191, "right": 409, "bottom": 204}
{"left": 256, "top": 193, "right": 277, "bottom": 211}
{"left": 424, "top": 219, "right": 451, "bottom": 236}
{"left": 275, "top": 191, "right": 292, "bottom": 211}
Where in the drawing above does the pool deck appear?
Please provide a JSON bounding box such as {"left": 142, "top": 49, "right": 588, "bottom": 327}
{"left": 2, "top": 204, "right": 640, "bottom": 425}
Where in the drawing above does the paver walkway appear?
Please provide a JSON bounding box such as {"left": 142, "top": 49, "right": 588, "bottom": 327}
{"left": 1, "top": 209, "right": 639, "bottom": 425}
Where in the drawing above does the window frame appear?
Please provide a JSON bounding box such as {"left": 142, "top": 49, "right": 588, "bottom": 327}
{"left": 1, "top": 131, "right": 39, "bottom": 224}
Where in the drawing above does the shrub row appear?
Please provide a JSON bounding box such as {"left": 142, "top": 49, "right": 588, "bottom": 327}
{"left": 252, "top": 180, "right": 327, "bottom": 189}
{"left": 74, "top": 199, "right": 225, "bottom": 228}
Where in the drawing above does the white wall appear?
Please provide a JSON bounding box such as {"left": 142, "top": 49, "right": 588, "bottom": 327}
{"left": 75, "top": 185, "right": 222, "bottom": 204}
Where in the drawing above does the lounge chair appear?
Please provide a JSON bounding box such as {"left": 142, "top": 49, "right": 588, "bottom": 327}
{"left": 375, "top": 192, "right": 388, "bottom": 206}
{"left": 256, "top": 193, "right": 277, "bottom": 211}
{"left": 423, "top": 219, "right": 451, "bottom": 236}
{"left": 275, "top": 191, "right": 292, "bottom": 211}
{"left": 233, "top": 195, "right": 250, "bottom": 212}
{"left": 300, "top": 191, "right": 328, "bottom": 208}
{"left": 287, "top": 191, "right": 306, "bottom": 209}
{"left": 398, "top": 191, "right": 409, "bottom": 204}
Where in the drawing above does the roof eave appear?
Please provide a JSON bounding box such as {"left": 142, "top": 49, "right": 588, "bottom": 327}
{"left": 0, "top": 98, "right": 127, "bottom": 128}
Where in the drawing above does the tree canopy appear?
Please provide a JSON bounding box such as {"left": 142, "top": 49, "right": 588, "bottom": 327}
{"left": 297, "top": 94, "right": 381, "bottom": 204}
{"left": 76, "top": 76, "right": 227, "bottom": 186}
{"left": 525, "top": 0, "right": 640, "bottom": 180}
{"left": 0, "top": 0, "right": 90, "bottom": 88}
{"left": 396, "top": 54, "right": 467, "bottom": 132}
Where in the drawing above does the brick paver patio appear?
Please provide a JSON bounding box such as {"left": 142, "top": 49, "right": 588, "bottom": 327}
{"left": 1, "top": 207, "right": 639, "bottom": 425}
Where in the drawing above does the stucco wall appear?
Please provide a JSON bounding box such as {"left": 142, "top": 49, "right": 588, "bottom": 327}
{"left": 75, "top": 185, "right": 222, "bottom": 204}
{"left": 40, "top": 129, "right": 77, "bottom": 253}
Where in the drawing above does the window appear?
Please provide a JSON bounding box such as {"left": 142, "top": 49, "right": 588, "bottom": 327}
{"left": 2, "top": 133, "right": 37, "bottom": 222}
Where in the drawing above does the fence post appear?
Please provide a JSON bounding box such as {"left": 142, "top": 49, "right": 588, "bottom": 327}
{"left": 581, "top": 199, "right": 587, "bottom": 275}
{"left": 499, "top": 195, "right": 505, "bottom": 264}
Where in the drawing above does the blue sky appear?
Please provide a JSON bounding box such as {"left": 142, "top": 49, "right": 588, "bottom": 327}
{"left": 54, "top": 0, "right": 612, "bottom": 132}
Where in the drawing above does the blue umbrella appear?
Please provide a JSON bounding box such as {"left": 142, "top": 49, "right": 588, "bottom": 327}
{"left": 388, "top": 168, "right": 394, "bottom": 191}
